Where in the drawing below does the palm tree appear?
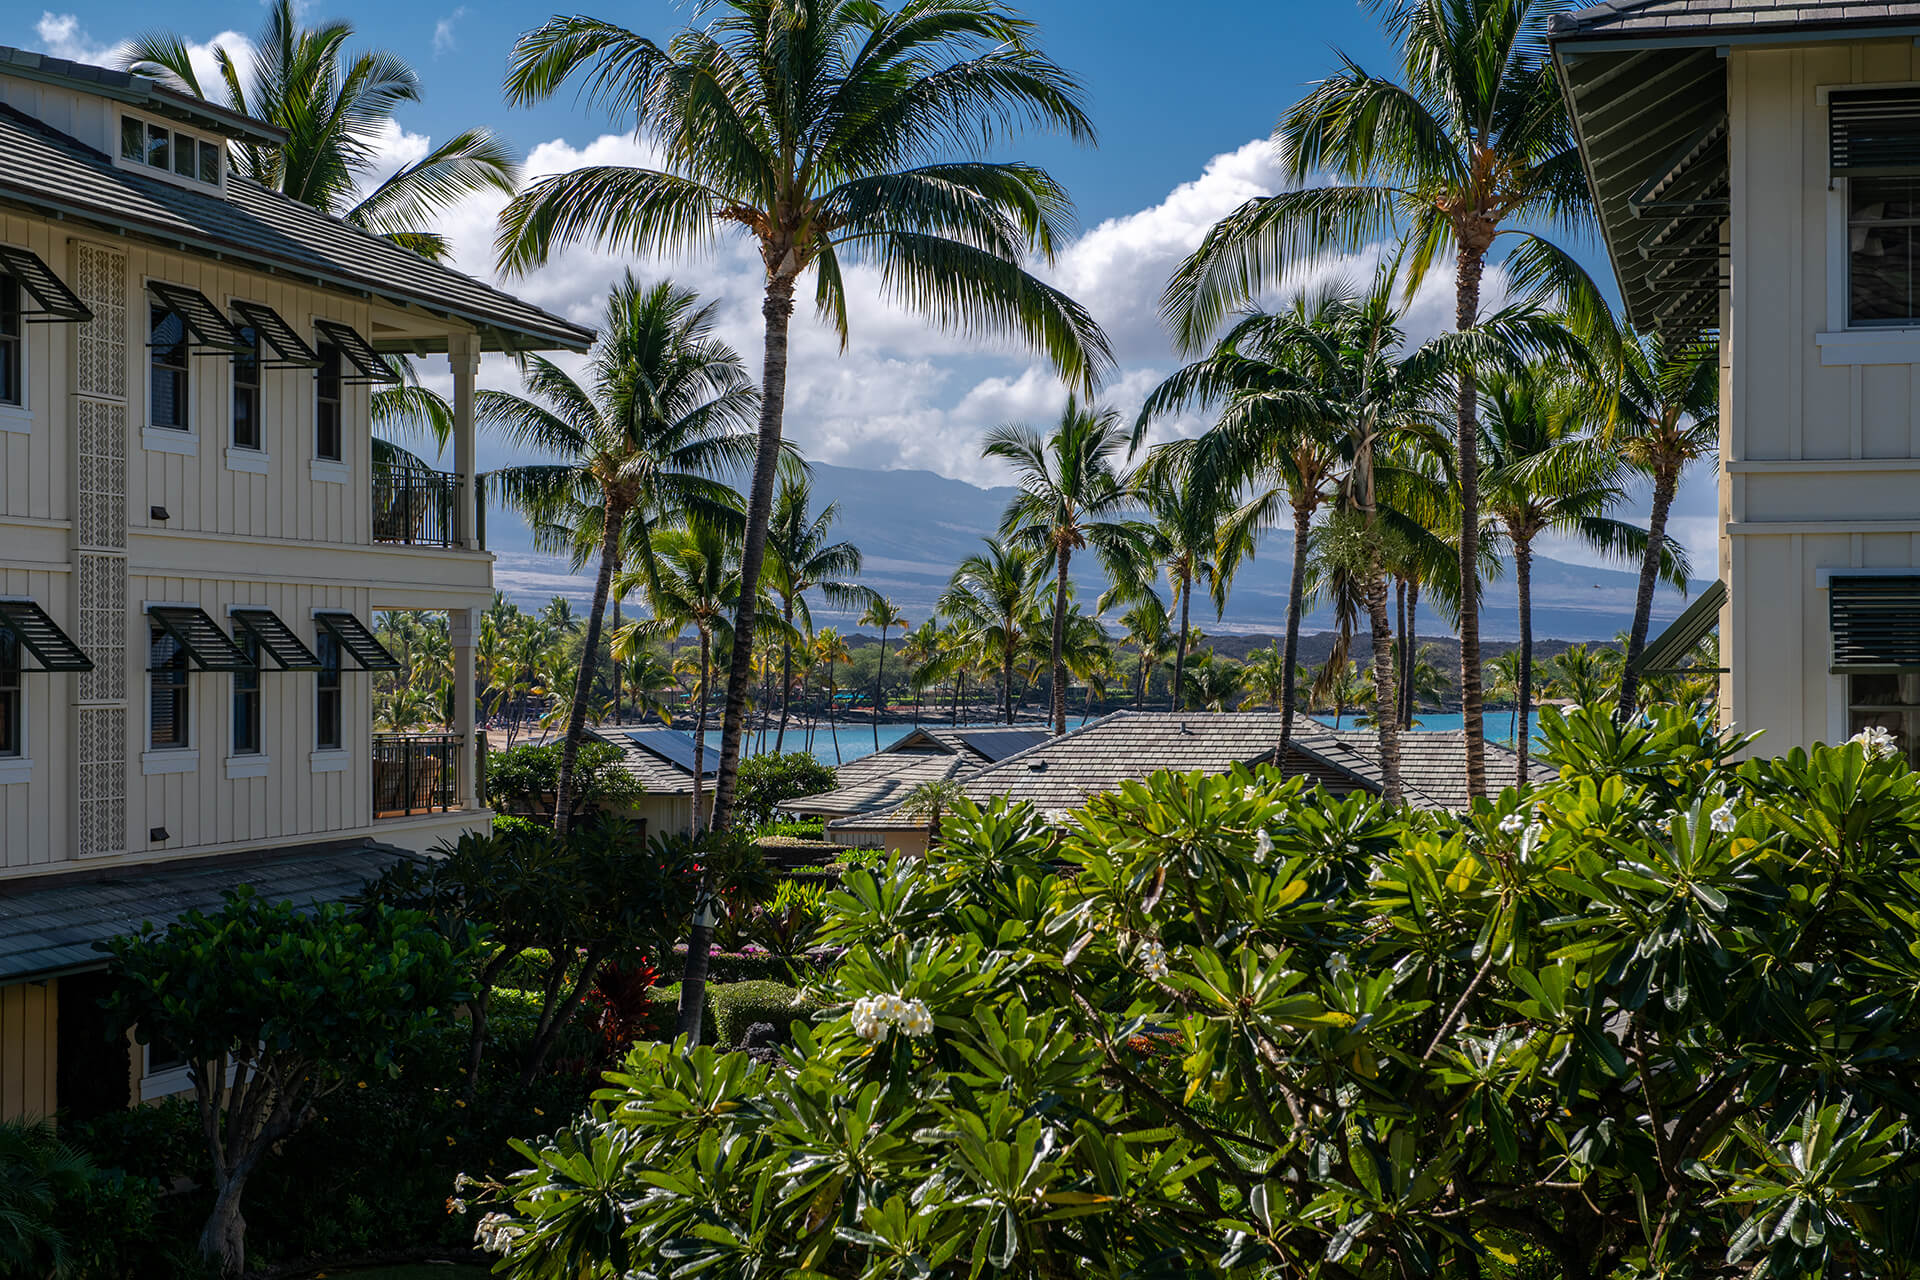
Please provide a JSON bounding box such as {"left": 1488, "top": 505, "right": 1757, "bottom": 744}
{"left": 899, "top": 620, "right": 942, "bottom": 726}
{"left": 1479, "top": 365, "right": 1677, "bottom": 783}
{"left": 986, "top": 398, "right": 1144, "bottom": 735}
{"left": 1117, "top": 600, "right": 1174, "bottom": 710}
{"left": 122, "top": 0, "right": 514, "bottom": 260}
{"left": 1604, "top": 329, "right": 1721, "bottom": 718}
{"left": 1311, "top": 658, "right": 1371, "bottom": 729}
{"left": 859, "top": 599, "right": 908, "bottom": 751}
{"left": 903, "top": 777, "right": 968, "bottom": 851}
{"left": 765, "top": 476, "right": 865, "bottom": 752}
{"left": 939, "top": 540, "right": 1045, "bottom": 725}
{"left": 614, "top": 647, "right": 678, "bottom": 726}
{"left": 1182, "top": 652, "right": 1246, "bottom": 713}
{"left": 1546, "top": 643, "right": 1621, "bottom": 709}
{"left": 811, "top": 628, "right": 853, "bottom": 765}
{"left": 482, "top": 276, "right": 758, "bottom": 832}
{"left": 1164, "top": 0, "right": 1598, "bottom": 802}
{"left": 498, "top": 0, "right": 1112, "bottom": 835}
{"left": 1243, "top": 642, "right": 1294, "bottom": 713}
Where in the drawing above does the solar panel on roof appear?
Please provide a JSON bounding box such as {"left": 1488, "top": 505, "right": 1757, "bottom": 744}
{"left": 624, "top": 727, "right": 713, "bottom": 775}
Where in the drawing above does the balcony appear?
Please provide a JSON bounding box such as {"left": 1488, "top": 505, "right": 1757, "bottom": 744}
{"left": 371, "top": 459, "right": 469, "bottom": 549}
{"left": 372, "top": 732, "right": 462, "bottom": 819}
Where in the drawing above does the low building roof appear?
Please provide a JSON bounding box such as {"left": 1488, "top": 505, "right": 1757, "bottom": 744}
{"left": 0, "top": 45, "right": 285, "bottom": 146}
{"left": 0, "top": 839, "right": 422, "bottom": 983}
{"left": 0, "top": 103, "right": 595, "bottom": 354}
{"left": 831, "top": 711, "right": 1550, "bottom": 832}
{"left": 1550, "top": 0, "right": 1920, "bottom": 41}
{"left": 586, "top": 725, "right": 711, "bottom": 795}
{"left": 781, "top": 751, "right": 976, "bottom": 818}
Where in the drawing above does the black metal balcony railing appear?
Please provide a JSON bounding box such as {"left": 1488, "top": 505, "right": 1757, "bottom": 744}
{"left": 371, "top": 460, "right": 462, "bottom": 548}
{"left": 372, "top": 733, "right": 462, "bottom": 818}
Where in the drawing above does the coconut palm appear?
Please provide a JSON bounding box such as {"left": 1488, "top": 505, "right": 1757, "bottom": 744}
{"left": 1182, "top": 652, "right": 1246, "bottom": 713}
{"left": 1164, "top": 0, "right": 1600, "bottom": 801}
{"left": 987, "top": 398, "right": 1145, "bottom": 735}
{"left": 764, "top": 476, "right": 866, "bottom": 753}
{"left": 1546, "top": 643, "right": 1621, "bottom": 709}
{"left": 811, "top": 628, "right": 853, "bottom": 765}
{"left": 122, "top": 0, "right": 514, "bottom": 260}
{"left": 903, "top": 777, "right": 968, "bottom": 850}
{"left": 899, "top": 619, "right": 942, "bottom": 726}
{"left": 1117, "top": 599, "right": 1174, "bottom": 710}
{"left": 1479, "top": 365, "right": 1680, "bottom": 782}
{"left": 498, "top": 0, "right": 1111, "bottom": 834}
{"left": 482, "top": 276, "right": 757, "bottom": 832}
{"left": 1243, "top": 642, "right": 1295, "bottom": 712}
{"left": 859, "top": 599, "right": 908, "bottom": 751}
{"left": 939, "top": 540, "right": 1045, "bottom": 725}
{"left": 1603, "top": 328, "right": 1721, "bottom": 718}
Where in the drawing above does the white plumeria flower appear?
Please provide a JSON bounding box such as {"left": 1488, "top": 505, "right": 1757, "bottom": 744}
{"left": 850, "top": 995, "right": 890, "bottom": 1042}
{"left": 850, "top": 991, "right": 932, "bottom": 1041}
{"left": 1254, "top": 829, "right": 1274, "bottom": 864}
{"left": 1137, "top": 939, "right": 1170, "bottom": 982}
{"left": 1498, "top": 810, "right": 1529, "bottom": 835}
{"left": 1242, "top": 785, "right": 1261, "bottom": 801}
{"left": 475, "top": 1213, "right": 525, "bottom": 1253}
{"left": 1851, "top": 725, "right": 1902, "bottom": 761}
{"left": 449, "top": 1197, "right": 468, "bottom": 1215}
{"left": 1043, "top": 808, "right": 1073, "bottom": 828}
{"left": 1526, "top": 822, "right": 1545, "bottom": 842}
{"left": 454, "top": 1172, "right": 474, "bottom": 1192}
{"left": 1709, "top": 802, "right": 1737, "bottom": 834}
{"left": 898, "top": 999, "right": 934, "bottom": 1038}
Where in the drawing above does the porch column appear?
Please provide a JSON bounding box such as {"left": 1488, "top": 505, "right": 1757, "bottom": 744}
{"left": 449, "top": 331, "right": 480, "bottom": 549}
{"left": 450, "top": 605, "right": 479, "bottom": 810}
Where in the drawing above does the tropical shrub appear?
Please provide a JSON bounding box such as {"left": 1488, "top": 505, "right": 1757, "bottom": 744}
{"left": 708, "top": 980, "right": 824, "bottom": 1048}
{"left": 475, "top": 706, "right": 1920, "bottom": 1278}
{"left": 0, "top": 1118, "right": 164, "bottom": 1280}
{"left": 102, "top": 889, "right": 472, "bottom": 1277}
{"left": 746, "top": 879, "right": 831, "bottom": 976}
{"left": 485, "top": 741, "right": 644, "bottom": 820}
{"left": 734, "top": 751, "right": 838, "bottom": 828}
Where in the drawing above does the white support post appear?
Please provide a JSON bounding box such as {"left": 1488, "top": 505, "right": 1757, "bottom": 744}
{"left": 449, "top": 332, "right": 479, "bottom": 549}
{"left": 450, "top": 605, "right": 479, "bottom": 811}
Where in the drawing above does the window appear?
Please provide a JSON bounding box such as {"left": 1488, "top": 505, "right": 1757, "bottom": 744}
{"left": 232, "top": 632, "right": 261, "bottom": 756}
{"left": 0, "top": 275, "right": 18, "bottom": 408}
{"left": 120, "top": 116, "right": 222, "bottom": 188}
{"left": 316, "top": 630, "right": 341, "bottom": 750}
{"left": 1848, "top": 176, "right": 1920, "bottom": 326}
{"left": 0, "top": 632, "right": 19, "bottom": 758}
{"left": 315, "top": 342, "right": 342, "bottom": 461}
{"left": 150, "top": 301, "right": 189, "bottom": 430}
{"left": 150, "top": 621, "right": 191, "bottom": 749}
{"left": 1848, "top": 673, "right": 1920, "bottom": 765}
{"left": 232, "top": 323, "right": 261, "bottom": 450}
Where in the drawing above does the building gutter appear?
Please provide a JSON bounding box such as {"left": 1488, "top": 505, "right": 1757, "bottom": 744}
{"left": 1553, "top": 22, "right": 1920, "bottom": 54}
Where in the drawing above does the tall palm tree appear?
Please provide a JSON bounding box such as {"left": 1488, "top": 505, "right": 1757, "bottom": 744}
{"left": 859, "top": 599, "right": 908, "bottom": 751}
{"left": 1605, "top": 328, "right": 1721, "bottom": 718}
{"left": 899, "top": 619, "right": 942, "bottom": 726}
{"left": 1164, "top": 0, "right": 1598, "bottom": 802}
{"left": 939, "top": 540, "right": 1044, "bottom": 725}
{"left": 765, "top": 476, "right": 865, "bottom": 752}
{"left": 481, "top": 276, "right": 757, "bottom": 832}
{"left": 498, "top": 0, "right": 1111, "bottom": 834}
{"left": 1479, "top": 365, "right": 1679, "bottom": 783}
{"left": 1182, "top": 651, "right": 1246, "bottom": 713}
{"left": 987, "top": 398, "right": 1145, "bottom": 735}
{"left": 811, "top": 628, "right": 853, "bottom": 765}
{"left": 122, "top": 0, "right": 515, "bottom": 260}
{"left": 1243, "top": 642, "right": 1295, "bottom": 713}
{"left": 1117, "top": 599, "right": 1173, "bottom": 709}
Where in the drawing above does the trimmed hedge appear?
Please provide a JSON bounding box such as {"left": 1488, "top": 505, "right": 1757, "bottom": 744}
{"left": 644, "top": 984, "right": 717, "bottom": 1044}
{"left": 710, "top": 981, "right": 823, "bottom": 1048}
{"left": 669, "top": 948, "right": 829, "bottom": 985}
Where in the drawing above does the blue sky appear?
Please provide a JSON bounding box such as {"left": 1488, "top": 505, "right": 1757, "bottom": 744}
{"left": 10, "top": 2, "right": 1716, "bottom": 618}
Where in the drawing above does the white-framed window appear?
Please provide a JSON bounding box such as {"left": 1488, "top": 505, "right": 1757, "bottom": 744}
{"left": 1845, "top": 177, "right": 1920, "bottom": 327}
{"left": 232, "top": 631, "right": 261, "bottom": 756}
{"left": 118, "top": 114, "right": 224, "bottom": 190}
{"left": 315, "top": 340, "right": 343, "bottom": 462}
{"left": 0, "top": 629, "right": 19, "bottom": 758}
{"left": 231, "top": 318, "right": 262, "bottom": 451}
{"left": 149, "top": 298, "right": 190, "bottom": 431}
{"left": 316, "top": 629, "right": 342, "bottom": 750}
{"left": 0, "top": 272, "right": 20, "bottom": 410}
{"left": 149, "top": 619, "right": 191, "bottom": 750}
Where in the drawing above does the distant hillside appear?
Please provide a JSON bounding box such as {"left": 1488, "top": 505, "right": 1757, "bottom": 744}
{"left": 489, "top": 460, "right": 1703, "bottom": 643}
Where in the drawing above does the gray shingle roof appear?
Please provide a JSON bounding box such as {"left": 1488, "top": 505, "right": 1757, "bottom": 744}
{"left": 571, "top": 727, "right": 708, "bottom": 795}
{"left": 1550, "top": 0, "right": 1920, "bottom": 40}
{"left": 831, "top": 711, "right": 1551, "bottom": 832}
{"left": 0, "top": 45, "right": 284, "bottom": 146}
{"left": 0, "top": 104, "right": 595, "bottom": 354}
{"left": 0, "top": 839, "right": 422, "bottom": 983}
{"left": 780, "top": 750, "right": 976, "bottom": 817}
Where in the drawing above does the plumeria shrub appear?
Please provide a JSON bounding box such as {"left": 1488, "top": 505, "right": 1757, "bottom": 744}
{"left": 474, "top": 706, "right": 1920, "bottom": 1278}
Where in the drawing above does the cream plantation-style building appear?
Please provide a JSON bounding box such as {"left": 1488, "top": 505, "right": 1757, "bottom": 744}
{"left": 0, "top": 47, "right": 591, "bottom": 1119}
{"left": 1553, "top": 0, "right": 1920, "bottom": 758}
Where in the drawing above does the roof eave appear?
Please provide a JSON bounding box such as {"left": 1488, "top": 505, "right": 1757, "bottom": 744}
{"left": 1552, "top": 20, "right": 1920, "bottom": 53}
{"left": 0, "top": 56, "right": 285, "bottom": 148}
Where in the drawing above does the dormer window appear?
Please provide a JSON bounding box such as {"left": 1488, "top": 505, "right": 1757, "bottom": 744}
{"left": 118, "top": 114, "right": 223, "bottom": 190}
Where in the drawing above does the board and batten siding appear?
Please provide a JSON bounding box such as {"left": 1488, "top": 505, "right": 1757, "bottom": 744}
{"left": 0, "top": 567, "right": 73, "bottom": 866}
{"left": 1723, "top": 40, "right": 1920, "bottom": 753}
{"left": 0, "top": 980, "right": 58, "bottom": 1121}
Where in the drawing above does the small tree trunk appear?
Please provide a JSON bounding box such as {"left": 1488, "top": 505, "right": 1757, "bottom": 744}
{"left": 1403, "top": 582, "right": 1420, "bottom": 728}
{"left": 1454, "top": 239, "right": 1489, "bottom": 801}
{"left": 1365, "top": 545, "right": 1401, "bottom": 805}
{"left": 553, "top": 498, "right": 625, "bottom": 835}
{"left": 676, "top": 872, "right": 713, "bottom": 1044}
{"left": 1617, "top": 461, "right": 1679, "bottom": 721}
{"left": 1278, "top": 499, "right": 1312, "bottom": 771}
{"left": 710, "top": 272, "right": 796, "bottom": 834}
{"left": 611, "top": 590, "right": 623, "bottom": 724}
{"left": 775, "top": 597, "right": 795, "bottom": 751}
{"left": 1173, "top": 568, "right": 1193, "bottom": 712}
{"left": 1002, "top": 638, "right": 1015, "bottom": 726}
{"left": 1051, "top": 549, "right": 1071, "bottom": 735}
{"left": 874, "top": 625, "right": 887, "bottom": 751}
{"left": 692, "top": 632, "right": 710, "bottom": 835}
{"left": 201, "top": 1176, "right": 250, "bottom": 1278}
{"left": 1516, "top": 536, "right": 1535, "bottom": 787}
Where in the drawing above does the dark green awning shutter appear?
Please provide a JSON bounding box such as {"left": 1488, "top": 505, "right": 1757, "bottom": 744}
{"left": 148, "top": 606, "right": 253, "bottom": 672}
{"left": 0, "top": 600, "right": 92, "bottom": 671}
{"left": 148, "top": 283, "right": 252, "bottom": 355}
{"left": 1630, "top": 580, "right": 1727, "bottom": 675}
{"left": 0, "top": 247, "right": 90, "bottom": 323}
{"left": 231, "top": 302, "right": 320, "bottom": 369}
{"left": 1831, "top": 89, "right": 1920, "bottom": 178}
{"left": 314, "top": 320, "right": 400, "bottom": 385}
{"left": 315, "top": 611, "right": 400, "bottom": 670}
{"left": 1830, "top": 576, "right": 1920, "bottom": 673}
{"left": 231, "top": 609, "right": 321, "bottom": 670}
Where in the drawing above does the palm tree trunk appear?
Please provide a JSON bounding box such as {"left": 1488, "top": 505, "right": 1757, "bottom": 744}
{"left": 1394, "top": 577, "right": 1408, "bottom": 728}
{"left": 827, "top": 672, "right": 841, "bottom": 765}
{"left": 1515, "top": 536, "right": 1534, "bottom": 786}
{"left": 610, "top": 589, "right": 623, "bottom": 725}
{"left": 1455, "top": 240, "right": 1488, "bottom": 800}
{"left": 1002, "top": 640, "right": 1015, "bottom": 725}
{"left": 1403, "top": 582, "right": 1420, "bottom": 729}
{"left": 552, "top": 497, "right": 624, "bottom": 835}
{"left": 1278, "top": 499, "right": 1311, "bottom": 770}
{"left": 1616, "top": 461, "right": 1679, "bottom": 720}
{"left": 1365, "top": 543, "right": 1402, "bottom": 806}
{"left": 874, "top": 625, "right": 887, "bottom": 752}
{"left": 692, "top": 631, "right": 710, "bottom": 836}
{"left": 1050, "top": 550, "right": 1071, "bottom": 736}
{"left": 775, "top": 598, "right": 795, "bottom": 752}
{"left": 1173, "top": 568, "right": 1193, "bottom": 712}
{"left": 711, "top": 274, "right": 795, "bottom": 834}
{"left": 952, "top": 669, "right": 963, "bottom": 726}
